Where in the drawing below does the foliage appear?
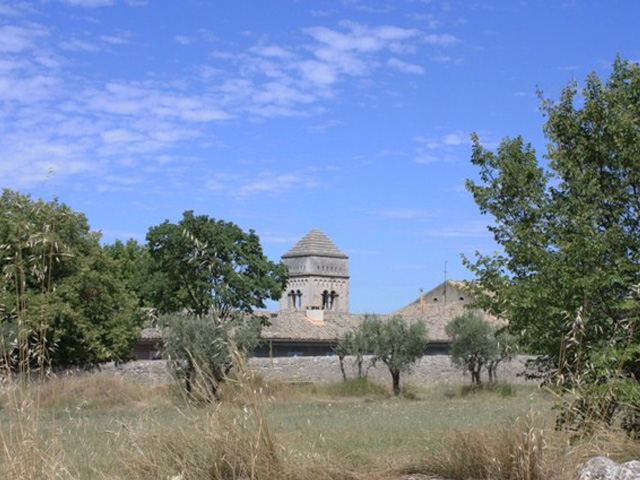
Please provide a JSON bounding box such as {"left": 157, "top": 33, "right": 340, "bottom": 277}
{"left": 464, "top": 57, "right": 640, "bottom": 430}
{"left": 486, "top": 327, "right": 518, "bottom": 382}
{"left": 103, "top": 238, "right": 150, "bottom": 307}
{"left": 364, "top": 315, "right": 427, "bottom": 396}
{"left": 446, "top": 312, "right": 517, "bottom": 385}
{"left": 334, "top": 326, "right": 371, "bottom": 381}
{"left": 0, "top": 189, "right": 139, "bottom": 369}
{"left": 161, "top": 312, "right": 262, "bottom": 400}
{"left": 446, "top": 312, "right": 496, "bottom": 385}
{"left": 145, "top": 211, "right": 287, "bottom": 318}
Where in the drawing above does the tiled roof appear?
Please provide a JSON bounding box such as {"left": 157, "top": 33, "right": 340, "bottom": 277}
{"left": 262, "top": 311, "right": 360, "bottom": 341}
{"left": 140, "top": 327, "right": 163, "bottom": 341}
{"left": 393, "top": 280, "right": 502, "bottom": 341}
{"left": 282, "top": 228, "right": 347, "bottom": 259}
{"left": 139, "top": 308, "right": 494, "bottom": 344}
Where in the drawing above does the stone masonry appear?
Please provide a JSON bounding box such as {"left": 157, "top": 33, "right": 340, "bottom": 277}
{"left": 101, "top": 355, "right": 535, "bottom": 386}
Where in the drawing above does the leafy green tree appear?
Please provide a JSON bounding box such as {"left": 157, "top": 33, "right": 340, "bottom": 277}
{"left": 365, "top": 315, "right": 427, "bottom": 396}
{"left": 464, "top": 58, "right": 640, "bottom": 428}
{"left": 161, "top": 312, "right": 262, "bottom": 400}
{"left": 446, "top": 312, "right": 505, "bottom": 385}
{"left": 0, "top": 189, "right": 140, "bottom": 369}
{"left": 103, "top": 238, "right": 150, "bottom": 307}
{"left": 145, "top": 211, "right": 287, "bottom": 318}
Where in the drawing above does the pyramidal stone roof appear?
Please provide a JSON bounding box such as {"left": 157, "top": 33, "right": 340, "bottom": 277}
{"left": 282, "top": 228, "right": 348, "bottom": 259}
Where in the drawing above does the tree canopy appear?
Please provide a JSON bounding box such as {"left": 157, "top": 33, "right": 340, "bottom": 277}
{"left": 0, "top": 189, "right": 140, "bottom": 368}
{"left": 464, "top": 58, "right": 640, "bottom": 427}
{"left": 145, "top": 211, "right": 287, "bottom": 318}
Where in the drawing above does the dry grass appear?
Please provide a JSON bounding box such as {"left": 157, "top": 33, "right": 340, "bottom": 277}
{"left": 1, "top": 372, "right": 171, "bottom": 412}
{"left": 410, "top": 410, "right": 640, "bottom": 480}
{"left": 1, "top": 370, "right": 639, "bottom": 480}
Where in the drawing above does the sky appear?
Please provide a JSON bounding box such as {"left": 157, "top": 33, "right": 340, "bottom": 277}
{"left": 1, "top": 0, "right": 639, "bottom": 313}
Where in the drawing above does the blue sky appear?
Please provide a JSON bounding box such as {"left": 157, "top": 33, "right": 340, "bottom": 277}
{"left": 1, "top": 0, "right": 638, "bottom": 313}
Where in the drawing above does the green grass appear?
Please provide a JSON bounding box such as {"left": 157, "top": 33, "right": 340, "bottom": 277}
{"left": 264, "top": 383, "right": 551, "bottom": 470}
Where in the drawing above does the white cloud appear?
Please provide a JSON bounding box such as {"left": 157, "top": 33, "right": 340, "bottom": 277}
{"left": 251, "top": 44, "right": 294, "bottom": 59}
{"left": 205, "top": 170, "right": 323, "bottom": 197}
{"left": 237, "top": 173, "right": 311, "bottom": 196}
{"left": 0, "top": 15, "right": 459, "bottom": 192}
{"left": 413, "top": 132, "right": 470, "bottom": 164}
{"left": 99, "top": 32, "right": 131, "bottom": 45}
{"left": 0, "top": 24, "right": 48, "bottom": 52}
{"left": 174, "top": 35, "right": 194, "bottom": 46}
{"left": 371, "top": 208, "right": 426, "bottom": 219}
{"left": 387, "top": 57, "right": 424, "bottom": 74}
{"left": 60, "top": 0, "right": 115, "bottom": 6}
{"left": 305, "top": 21, "right": 420, "bottom": 53}
{"left": 423, "top": 33, "right": 460, "bottom": 46}
{"left": 422, "top": 222, "right": 490, "bottom": 238}
{"left": 0, "top": 74, "right": 59, "bottom": 102}
{"left": 60, "top": 37, "right": 101, "bottom": 52}
{"left": 442, "top": 133, "right": 466, "bottom": 145}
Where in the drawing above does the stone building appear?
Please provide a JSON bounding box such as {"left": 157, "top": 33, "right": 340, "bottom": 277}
{"left": 134, "top": 229, "right": 494, "bottom": 359}
{"left": 279, "top": 228, "right": 349, "bottom": 313}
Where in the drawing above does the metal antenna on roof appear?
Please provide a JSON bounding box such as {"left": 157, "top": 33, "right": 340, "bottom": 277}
{"left": 444, "top": 261, "right": 448, "bottom": 304}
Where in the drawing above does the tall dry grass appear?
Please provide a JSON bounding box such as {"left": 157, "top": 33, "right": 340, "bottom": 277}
{"left": 115, "top": 352, "right": 358, "bottom": 480}
{"left": 2, "top": 364, "right": 640, "bottom": 479}
{"left": 412, "top": 409, "right": 640, "bottom": 480}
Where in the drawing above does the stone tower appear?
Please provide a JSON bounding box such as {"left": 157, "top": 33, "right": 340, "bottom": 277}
{"left": 279, "top": 228, "right": 349, "bottom": 312}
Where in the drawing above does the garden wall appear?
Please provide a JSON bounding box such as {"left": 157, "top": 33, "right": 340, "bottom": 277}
{"left": 100, "top": 355, "right": 536, "bottom": 386}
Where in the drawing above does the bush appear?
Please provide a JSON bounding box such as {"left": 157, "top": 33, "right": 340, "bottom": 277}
{"left": 161, "top": 312, "right": 262, "bottom": 401}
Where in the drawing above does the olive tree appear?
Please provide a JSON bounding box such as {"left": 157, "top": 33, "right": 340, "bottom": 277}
{"left": 335, "top": 326, "right": 371, "bottom": 381}
{"left": 161, "top": 312, "right": 262, "bottom": 400}
{"left": 365, "top": 315, "right": 427, "bottom": 396}
{"left": 446, "top": 312, "right": 515, "bottom": 385}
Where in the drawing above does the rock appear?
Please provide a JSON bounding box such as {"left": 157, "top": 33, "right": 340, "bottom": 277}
{"left": 579, "top": 456, "right": 640, "bottom": 480}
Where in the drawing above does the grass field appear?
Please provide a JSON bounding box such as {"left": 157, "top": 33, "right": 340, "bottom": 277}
{"left": 1, "top": 373, "right": 638, "bottom": 480}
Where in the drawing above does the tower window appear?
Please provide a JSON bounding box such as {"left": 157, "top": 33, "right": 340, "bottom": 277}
{"left": 321, "top": 290, "right": 329, "bottom": 309}
{"left": 288, "top": 290, "right": 296, "bottom": 309}
{"left": 295, "top": 290, "right": 302, "bottom": 309}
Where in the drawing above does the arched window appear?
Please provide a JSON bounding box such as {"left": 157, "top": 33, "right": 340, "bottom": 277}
{"left": 329, "top": 290, "right": 337, "bottom": 310}
{"left": 321, "top": 290, "right": 329, "bottom": 309}
{"left": 295, "top": 290, "right": 302, "bottom": 309}
{"left": 433, "top": 297, "right": 438, "bottom": 302}
{"left": 289, "top": 290, "right": 296, "bottom": 309}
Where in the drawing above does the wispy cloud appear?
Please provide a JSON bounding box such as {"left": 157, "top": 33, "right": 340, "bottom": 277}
{"left": 367, "top": 207, "right": 427, "bottom": 219}
{"left": 413, "top": 131, "right": 471, "bottom": 164}
{"left": 423, "top": 33, "right": 460, "bottom": 46}
{"left": 422, "top": 221, "right": 490, "bottom": 238}
{"left": 174, "top": 35, "right": 194, "bottom": 46}
{"left": 387, "top": 57, "right": 424, "bottom": 74}
{"left": 0, "top": 24, "right": 48, "bottom": 52}
{"left": 60, "top": 0, "right": 116, "bottom": 7}
{"left": 0, "top": 12, "right": 463, "bottom": 190}
{"left": 206, "top": 170, "right": 323, "bottom": 197}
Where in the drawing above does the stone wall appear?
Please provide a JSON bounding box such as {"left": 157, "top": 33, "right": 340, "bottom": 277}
{"left": 100, "top": 355, "right": 535, "bottom": 386}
